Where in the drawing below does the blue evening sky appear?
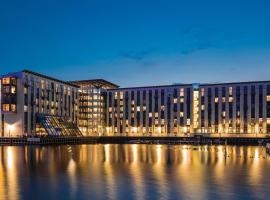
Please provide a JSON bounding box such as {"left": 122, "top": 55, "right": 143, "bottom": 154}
{"left": 0, "top": 0, "right": 270, "bottom": 87}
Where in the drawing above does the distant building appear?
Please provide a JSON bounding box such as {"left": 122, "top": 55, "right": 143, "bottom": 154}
{"left": 1, "top": 69, "right": 270, "bottom": 137}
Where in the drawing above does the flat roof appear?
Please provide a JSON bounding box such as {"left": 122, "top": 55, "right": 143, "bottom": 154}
{"left": 108, "top": 80, "right": 270, "bottom": 91}
{"left": 108, "top": 83, "right": 193, "bottom": 91}
{"left": 22, "top": 70, "right": 79, "bottom": 88}
{"left": 70, "top": 79, "right": 119, "bottom": 88}
{"left": 200, "top": 80, "right": 270, "bottom": 87}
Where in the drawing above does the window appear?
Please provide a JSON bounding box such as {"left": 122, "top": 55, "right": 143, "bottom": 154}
{"left": 3, "top": 104, "right": 10, "bottom": 112}
{"left": 180, "top": 88, "right": 184, "bottom": 97}
{"left": 2, "top": 78, "right": 10, "bottom": 85}
{"left": 11, "top": 86, "right": 16, "bottom": 94}
{"left": 229, "top": 87, "right": 233, "bottom": 96}
{"left": 201, "top": 88, "right": 205, "bottom": 96}
{"left": 267, "top": 96, "right": 270, "bottom": 101}
{"left": 215, "top": 97, "right": 219, "bottom": 103}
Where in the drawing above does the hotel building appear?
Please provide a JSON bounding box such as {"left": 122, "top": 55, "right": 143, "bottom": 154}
{"left": 1, "top": 69, "right": 270, "bottom": 137}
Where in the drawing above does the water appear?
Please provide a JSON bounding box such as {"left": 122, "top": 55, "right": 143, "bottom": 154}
{"left": 0, "top": 144, "right": 270, "bottom": 200}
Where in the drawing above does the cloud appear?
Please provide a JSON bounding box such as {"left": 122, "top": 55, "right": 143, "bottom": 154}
{"left": 179, "top": 26, "right": 232, "bottom": 55}
{"left": 120, "top": 48, "right": 156, "bottom": 61}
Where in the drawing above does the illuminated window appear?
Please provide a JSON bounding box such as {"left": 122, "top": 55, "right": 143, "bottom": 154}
{"left": 180, "top": 112, "right": 184, "bottom": 117}
{"left": 201, "top": 88, "right": 205, "bottom": 96}
{"left": 222, "top": 111, "right": 226, "bottom": 117}
{"left": 215, "top": 97, "right": 219, "bottom": 103}
{"left": 267, "top": 96, "right": 270, "bottom": 101}
{"left": 155, "top": 113, "right": 158, "bottom": 118}
{"left": 222, "top": 97, "right": 226, "bottom": 102}
{"left": 229, "top": 97, "right": 234, "bottom": 102}
{"left": 180, "top": 98, "right": 184, "bottom": 103}
{"left": 173, "top": 98, "right": 177, "bottom": 103}
{"left": 161, "top": 105, "right": 165, "bottom": 110}
{"left": 3, "top": 104, "right": 10, "bottom": 112}
{"left": 229, "top": 87, "right": 233, "bottom": 96}
{"left": 180, "top": 88, "right": 184, "bottom": 97}
{"left": 149, "top": 113, "right": 152, "bottom": 117}
{"left": 201, "top": 105, "right": 205, "bottom": 110}
{"left": 267, "top": 118, "right": 270, "bottom": 124}
{"left": 2, "top": 78, "right": 10, "bottom": 85}
{"left": 187, "top": 119, "right": 191, "bottom": 125}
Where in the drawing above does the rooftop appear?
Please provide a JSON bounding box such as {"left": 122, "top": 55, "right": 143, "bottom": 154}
{"left": 70, "top": 79, "right": 119, "bottom": 89}
{"left": 22, "top": 70, "right": 79, "bottom": 88}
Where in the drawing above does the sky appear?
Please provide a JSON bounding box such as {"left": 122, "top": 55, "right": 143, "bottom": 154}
{"left": 1, "top": 0, "right": 270, "bottom": 87}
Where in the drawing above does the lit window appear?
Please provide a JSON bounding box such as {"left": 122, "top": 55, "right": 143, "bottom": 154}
{"left": 215, "top": 97, "right": 219, "bottom": 103}
{"left": 267, "top": 118, "right": 270, "bottom": 124}
{"left": 180, "top": 112, "right": 184, "bottom": 117}
{"left": 201, "top": 105, "right": 205, "bottom": 110}
{"left": 229, "top": 87, "right": 233, "bottom": 96}
{"left": 149, "top": 113, "right": 152, "bottom": 117}
{"left": 267, "top": 96, "right": 270, "bottom": 101}
{"left": 222, "top": 97, "right": 226, "bottom": 102}
{"left": 187, "top": 119, "right": 190, "bottom": 125}
{"left": 222, "top": 111, "right": 226, "bottom": 117}
{"left": 155, "top": 113, "right": 158, "bottom": 118}
{"left": 201, "top": 88, "right": 205, "bottom": 96}
{"left": 180, "top": 88, "right": 184, "bottom": 97}
{"left": 3, "top": 104, "right": 10, "bottom": 112}
{"left": 174, "top": 98, "right": 178, "bottom": 103}
{"left": 2, "top": 78, "right": 10, "bottom": 85}
{"left": 229, "top": 97, "right": 234, "bottom": 102}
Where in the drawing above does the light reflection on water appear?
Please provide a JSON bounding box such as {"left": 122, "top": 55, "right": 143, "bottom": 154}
{"left": 0, "top": 145, "right": 269, "bottom": 200}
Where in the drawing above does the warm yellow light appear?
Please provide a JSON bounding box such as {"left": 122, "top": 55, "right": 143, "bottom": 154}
{"left": 183, "top": 126, "right": 188, "bottom": 133}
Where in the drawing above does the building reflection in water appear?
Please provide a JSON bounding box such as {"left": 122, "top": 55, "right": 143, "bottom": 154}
{"left": 0, "top": 144, "right": 269, "bottom": 200}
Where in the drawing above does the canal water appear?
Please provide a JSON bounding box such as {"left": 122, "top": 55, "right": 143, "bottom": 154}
{"left": 0, "top": 144, "right": 270, "bottom": 200}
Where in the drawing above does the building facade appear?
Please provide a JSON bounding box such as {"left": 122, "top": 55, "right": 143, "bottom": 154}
{"left": 0, "top": 70, "right": 80, "bottom": 137}
{"left": 105, "top": 82, "right": 270, "bottom": 137}
{"left": 1, "top": 69, "right": 270, "bottom": 137}
{"left": 70, "top": 79, "right": 118, "bottom": 136}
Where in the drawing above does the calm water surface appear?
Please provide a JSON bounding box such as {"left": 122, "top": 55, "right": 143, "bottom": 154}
{"left": 0, "top": 144, "right": 270, "bottom": 200}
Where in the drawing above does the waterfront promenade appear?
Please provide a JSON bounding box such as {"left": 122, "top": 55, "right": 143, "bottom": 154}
{"left": 0, "top": 134, "right": 269, "bottom": 146}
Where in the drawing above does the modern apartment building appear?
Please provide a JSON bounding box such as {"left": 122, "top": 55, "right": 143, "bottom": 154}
{"left": 0, "top": 70, "right": 80, "bottom": 137}
{"left": 105, "top": 82, "right": 270, "bottom": 137}
{"left": 1, "top": 69, "right": 270, "bottom": 137}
